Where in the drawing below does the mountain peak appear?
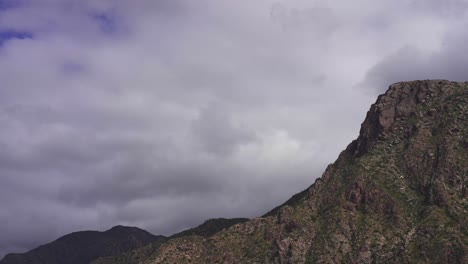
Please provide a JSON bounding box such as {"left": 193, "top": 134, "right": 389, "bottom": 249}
{"left": 349, "top": 80, "right": 466, "bottom": 157}
{"left": 107, "top": 225, "right": 142, "bottom": 233}
{"left": 0, "top": 226, "right": 164, "bottom": 264}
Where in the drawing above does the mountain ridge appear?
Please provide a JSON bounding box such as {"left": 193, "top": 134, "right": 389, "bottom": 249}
{"left": 91, "top": 218, "right": 249, "bottom": 264}
{"left": 0, "top": 225, "right": 165, "bottom": 264}
{"left": 0, "top": 218, "right": 250, "bottom": 264}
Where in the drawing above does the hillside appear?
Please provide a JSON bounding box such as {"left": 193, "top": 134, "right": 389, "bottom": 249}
{"left": 0, "top": 226, "right": 165, "bottom": 264}
{"left": 103, "top": 80, "right": 467, "bottom": 263}
{"left": 0, "top": 218, "right": 249, "bottom": 264}
{"left": 92, "top": 218, "right": 249, "bottom": 264}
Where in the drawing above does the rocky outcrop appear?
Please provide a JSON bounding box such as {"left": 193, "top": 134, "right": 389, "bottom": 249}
{"left": 350, "top": 80, "right": 462, "bottom": 156}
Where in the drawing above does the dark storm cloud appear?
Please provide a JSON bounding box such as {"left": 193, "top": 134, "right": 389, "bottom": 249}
{"left": 1, "top": 0, "right": 466, "bottom": 259}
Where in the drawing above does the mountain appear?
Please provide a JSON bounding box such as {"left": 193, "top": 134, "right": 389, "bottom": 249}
{"left": 98, "top": 80, "right": 467, "bottom": 263}
{"left": 92, "top": 218, "right": 249, "bottom": 264}
{"left": 0, "top": 226, "right": 165, "bottom": 264}
{"left": 169, "top": 218, "right": 250, "bottom": 239}
{"left": 0, "top": 218, "right": 249, "bottom": 264}
{"left": 2, "top": 80, "right": 467, "bottom": 263}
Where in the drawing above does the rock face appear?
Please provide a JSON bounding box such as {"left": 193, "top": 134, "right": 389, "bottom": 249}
{"left": 2, "top": 80, "right": 467, "bottom": 264}
{"left": 102, "top": 80, "right": 466, "bottom": 264}
{"left": 0, "top": 226, "right": 165, "bottom": 264}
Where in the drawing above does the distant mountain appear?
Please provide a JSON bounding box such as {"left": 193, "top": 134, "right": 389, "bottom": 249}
{"left": 0, "top": 218, "right": 249, "bottom": 264}
{"left": 91, "top": 218, "right": 249, "bottom": 264}
{"left": 0, "top": 226, "right": 165, "bottom": 264}
{"left": 98, "top": 80, "right": 466, "bottom": 263}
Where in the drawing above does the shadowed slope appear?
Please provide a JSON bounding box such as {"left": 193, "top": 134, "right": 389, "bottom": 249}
{"left": 0, "top": 226, "right": 165, "bottom": 264}
{"left": 92, "top": 218, "right": 249, "bottom": 264}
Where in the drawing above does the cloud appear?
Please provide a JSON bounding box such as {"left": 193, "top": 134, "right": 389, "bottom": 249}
{"left": 1, "top": 0, "right": 466, "bottom": 259}
{"left": 361, "top": 24, "right": 468, "bottom": 93}
{"left": 191, "top": 103, "right": 257, "bottom": 156}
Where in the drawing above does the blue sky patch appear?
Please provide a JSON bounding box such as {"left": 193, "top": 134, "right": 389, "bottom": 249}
{"left": 93, "top": 13, "right": 116, "bottom": 33}
{"left": 0, "top": 0, "right": 21, "bottom": 11}
{"left": 0, "top": 31, "right": 33, "bottom": 46}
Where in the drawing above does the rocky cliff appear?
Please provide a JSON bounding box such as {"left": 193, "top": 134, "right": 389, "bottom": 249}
{"left": 102, "top": 80, "right": 466, "bottom": 264}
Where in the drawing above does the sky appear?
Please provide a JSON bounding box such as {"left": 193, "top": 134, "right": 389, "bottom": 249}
{"left": 1, "top": 0, "right": 468, "bottom": 258}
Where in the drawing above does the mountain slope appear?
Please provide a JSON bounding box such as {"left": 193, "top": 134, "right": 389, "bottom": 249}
{"left": 113, "top": 80, "right": 467, "bottom": 263}
{"left": 92, "top": 218, "right": 249, "bottom": 264}
{"left": 0, "top": 226, "right": 165, "bottom": 264}
{"left": 169, "top": 218, "right": 250, "bottom": 239}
